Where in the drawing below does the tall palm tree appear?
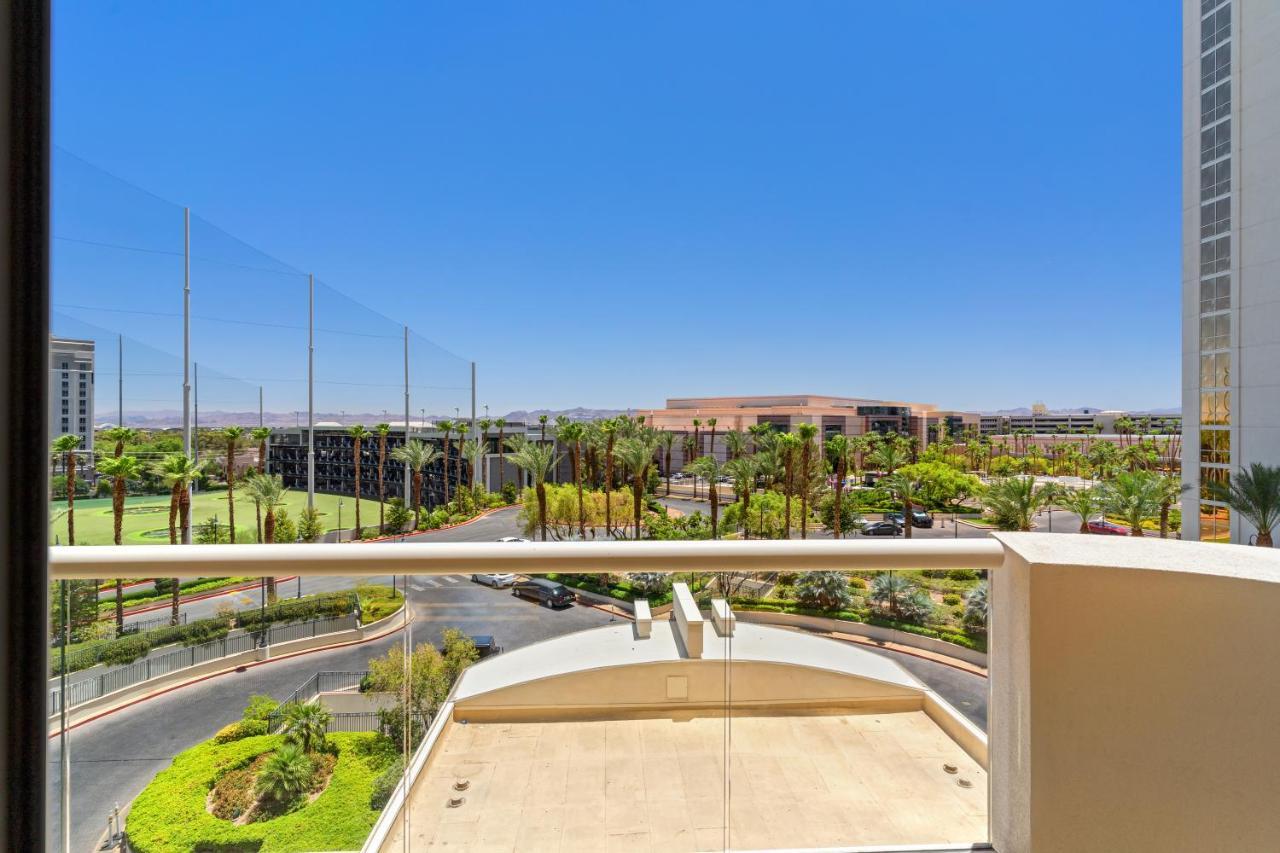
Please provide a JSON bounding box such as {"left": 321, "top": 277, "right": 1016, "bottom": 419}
{"left": 243, "top": 473, "right": 288, "bottom": 602}
{"left": 614, "top": 436, "right": 659, "bottom": 540}
{"left": 250, "top": 427, "right": 272, "bottom": 543}
{"left": 691, "top": 418, "right": 702, "bottom": 458}
{"left": 776, "top": 432, "right": 801, "bottom": 539}
{"left": 454, "top": 422, "right": 468, "bottom": 504}
{"left": 101, "top": 425, "right": 137, "bottom": 458}
{"left": 462, "top": 438, "right": 486, "bottom": 497}
{"left": 391, "top": 439, "right": 441, "bottom": 529}
{"left": 1055, "top": 485, "right": 1105, "bottom": 533}
{"left": 723, "top": 429, "right": 747, "bottom": 461}
{"left": 52, "top": 434, "right": 82, "bottom": 545}
{"left": 723, "top": 455, "right": 758, "bottom": 538}
{"left": 495, "top": 418, "right": 508, "bottom": 491}
{"left": 538, "top": 414, "right": 548, "bottom": 443}
{"left": 868, "top": 438, "right": 907, "bottom": 475}
{"left": 97, "top": 454, "right": 142, "bottom": 633}
{"left": 1155, "top": 474, "right": 1185, "bottom": 538}
{"left": 1209, "top": 463, "right": 1280, "bottom": 546}
{"left": 879, "top": 472, "right": 924, "bottom": 540}
{"left": 795, "top": 424, "right": 819, "bottom": 539}
{"left": 681, "top": 432, "right": 697, "bottom": 478}
{"left": 824, "top": 434, "right": 851, "bottom": 539}
{"left": 705, "top": 417, "right": 718, "bottom": 461}
{"left": 220, "top": 426, "right": 245, "bottom": 543}
{"left": 557, "top": 422, "right": 588, "bottom": 538}
{"left": 509, "top": 441, "right": 561, "bottom": 541}
{"left": 983, "top": 476, "right": 1054, "bottom": 532}
{"left": 601, "top": 418, "right": 618, "bottom": 536}
{"left": 658, "top": 430, "right": 676, "bottom": 496}
{"left": 436, "top": 419, "right": 454, "bottom": 507}
{"left": 748, "top": 422, "right": 774, "bottom": 455}
{"left": 688, "top": 454, "right": 726, "bottom": 538}
{"left": 1102, "top": 471, "right": 1162, "bottom": 537}
{"left": 159, "top": 452, "right": 205, "bottom": 623}
{"left": 347, "top": 425, "right": 371, "bottom": 534}
{"left": 375, "top": 423, "right": 391, "bottom": 531}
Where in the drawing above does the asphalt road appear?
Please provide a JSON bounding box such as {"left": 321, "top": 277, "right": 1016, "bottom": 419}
{"left": 49, "top": 504, "right": 989, "bottom": 852}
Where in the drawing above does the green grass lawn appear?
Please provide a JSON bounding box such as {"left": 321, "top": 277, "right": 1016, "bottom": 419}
{"left": 49, "top": 491, "right": 357, "bottom": 545}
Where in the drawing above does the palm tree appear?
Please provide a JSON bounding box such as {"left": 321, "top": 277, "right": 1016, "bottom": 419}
{"left": 283, "top": 701, "right": 332, "bottom": 753}
{"left": 538, "top": 414, "right": 548, "bottom": 443}
{"left": 347, "top": 425, "right": 371, "bottom": 534}
{"left": 462, "top": 438, "right": 486, "bottom": 496}
{"left": 681, "top": 433, "right": 697, "bottom": 476}
{"left": 1102, "top": 470, "right": 1162, "bottom": 536}
{"left": 436, "top": 419, "right": 453, "bottom": 506}
{"left": 748, "top": 422, "right": 775, "bottom": 455}
{"left": 255, "top": 742, "right": 313, "bottom": 804}
{"left": 243, "top": 473, "right": 288, "bottom": 602}
{"left": 160, "top": 453, "right": 205, "bottom": 622}
{"left": 880, "top": 472, "right": 924, "bottom": 540}
{"left": 868, "top": 439, "right": 907, "bottom": 475}
{"left": 52, "top": 434, "right": 82, "bottom": 545}
{"left": 692, "top": 418, "right": 702, "bottom": 458}
{"left": 825, "top": 434, "right": 851, "bottom": 539}
{"left": 249, "top": 427, "right": 272, "bottom": 542}
{"left": 723, "top": 455, "right": 758, "bottom": 538}
{"left": 97, "top": 454, "right": 142, "bottom": 633}
{"left": 795, "top": 424, "right": 819, "bottom": 539}
{"left": 601, "top": 418, "right": 618, "bottom": 536}
{"left": 391, "top": 439, "right": 441, "bottom": 528}
{"left": 509, "top": 441, "right": 561, "bottom": 541}
{"left": 1154, "top": 474, "right": 1185, "bottom": 539}
{"left": 687, "top": 454, "right": 725, "bottom": 538}
{"left": 101, "top": 425, "right": 137, "bottom": 458}
{"left": 983, "top": 476, "right": 1054, "bottom": 532}
{"left": 495, "top": 418, "right": 508, "bottom": 491}
{"left": 375, "top": 423, "right": 391, "bottom": 531}
{"left": 220, "top": 426, "right": 244, "bottom": 543}
{"left": 454, "top": 422, "right": 468, "bottom": 505}
{"left": 557, "top": 422, "right": 587, "bottom": 538}
{"left": 706, "top": 417, "right": 718, "bottom": 460}
{"left": 1209, "top": 463, "right": 1280, "bottom": 546}
{"left": 776, "top": 432, "right": 800, "bottom": 538}
{"left": 614, "top": 436, "right": 658, "bottom": 540}
{"left": 1055, "top": 485, "right": 1105, "bottom": 533}
{"left": 658, "top": 430, "right": 676, "bottom": 496}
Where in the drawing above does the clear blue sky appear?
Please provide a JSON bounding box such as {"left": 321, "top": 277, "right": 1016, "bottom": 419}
{"left": 53, "top": 1, "right": 1182, "bottom": 416}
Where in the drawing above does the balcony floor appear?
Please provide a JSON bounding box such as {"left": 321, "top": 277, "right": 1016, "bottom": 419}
{"left": 381, "top": 709, "right": 987, "bottom": 852}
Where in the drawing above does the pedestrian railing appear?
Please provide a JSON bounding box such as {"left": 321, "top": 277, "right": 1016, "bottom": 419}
{"left": 266, "top": 670, "right": 370, "bottom": 732}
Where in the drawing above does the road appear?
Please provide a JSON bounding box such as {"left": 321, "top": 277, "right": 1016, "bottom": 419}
{"left": 48, "top": 504, "right": 988, "bottom": 852}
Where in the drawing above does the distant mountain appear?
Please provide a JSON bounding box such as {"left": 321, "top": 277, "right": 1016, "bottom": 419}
{"left": 500, "top": 407, "right": 627, "bottom": 423}
{"left": 980, "top": 406, "right": 1180, "bottom": 416}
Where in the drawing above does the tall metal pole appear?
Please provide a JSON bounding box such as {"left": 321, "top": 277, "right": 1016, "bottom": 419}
{"left": 193, "top": 362, "right": 199, "bottom": 462}
{"left": 403, "top": 326, "right": 411, "bottom": 500}
{"left": 470, "top": 361, "right": 477, "bottom": 440}
{"left": 117, "top": 333, "right": 123, "bottom": 426}
{"left": 307, "top": 274, "right": 315, "bottom": 510}
{"left": 182, "top": 207, "right": 191, "bottom": 454}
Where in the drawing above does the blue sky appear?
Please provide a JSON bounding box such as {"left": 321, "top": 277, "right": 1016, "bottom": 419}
{"left": 53, "top": 1, "right": 1182, "bottom": 415}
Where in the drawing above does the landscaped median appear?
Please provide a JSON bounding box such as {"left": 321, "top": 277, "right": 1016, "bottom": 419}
{"left": 125, "top": 732, "right": 395, "bottom": 853}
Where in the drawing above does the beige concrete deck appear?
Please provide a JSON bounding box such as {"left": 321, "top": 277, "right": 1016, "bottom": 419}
{"left": 379, "top": 710, "right": 987, "bottom": 852}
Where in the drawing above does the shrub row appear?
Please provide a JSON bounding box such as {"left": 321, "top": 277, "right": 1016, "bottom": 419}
{"left": 730, "top": 599, "right": 988, "bottom": 654}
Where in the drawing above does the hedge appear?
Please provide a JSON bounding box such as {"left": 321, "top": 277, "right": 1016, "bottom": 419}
{"left": 730, "top": 599, "right": 988, "bottom": 653}
{"left": 126, "top": 732, "right": 396, "bottom": 853}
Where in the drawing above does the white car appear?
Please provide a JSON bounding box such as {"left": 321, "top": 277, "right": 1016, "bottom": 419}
{"left": 495, "top": 536, "right": 529, "bottom": 543}
{"left": 472, "top": 573, "right": 517, "bottom": 588}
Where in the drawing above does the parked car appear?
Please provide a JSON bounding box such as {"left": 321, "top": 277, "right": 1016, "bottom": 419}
{"left": 1087, "top": 519, "right": 1130, "bottom": 536}
{"left": 512, "top": 578, "right": 576, "bottom": 607}
{"left": 472, "top": 572, "right": 517, "bottom": 588}
{"left": 495, "top": 536, "right": 529, "bottom": 543}
{"left": 468, "top": 634, "right": 501, "bottom": 658}
{"left": 861, "top": 520, "right": 902, "bottom": 536}
{"left": 886, "top": 510, "right": 933, "bottom": 528}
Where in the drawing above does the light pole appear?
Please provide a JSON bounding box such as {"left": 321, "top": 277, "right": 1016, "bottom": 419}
{"left": 338, "top": 499, "right": 344, "bottom": 541}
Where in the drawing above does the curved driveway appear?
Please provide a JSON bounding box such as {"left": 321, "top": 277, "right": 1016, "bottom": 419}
{"left": 49, "top": 504, "right": 987, "bottom": 852}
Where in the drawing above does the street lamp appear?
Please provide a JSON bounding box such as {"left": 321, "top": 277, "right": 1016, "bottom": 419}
{"left": 338, "top": 499, "right": 344, "bottom": 541}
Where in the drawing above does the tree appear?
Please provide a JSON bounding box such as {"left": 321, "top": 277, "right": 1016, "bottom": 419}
{"left": 160, "top": 453, "right": 205, "bottom": 622}
{"left": 366, "top": 631, "right": 477, "bottom": 751}
{"left": 298, "top": 506, "right": 324, "bottom": 543}
{"left": 391, "top": 439, "right": 441, "bottom": 529}
{"left": 1209, "top": 463, "right": 1280, "bottom": 547}
{"left": 688, "top": 455, "right": 726, "bottom": 538}
{"left": 462, "top": 438, "right": 486, "bottom": 501}
{"left": 964, "top": 581, "right": 988, "bottom": 630}
{"left": 255, "top": 742, "right": 313, "bottom": 804}
{"left": 794, "top": 572, "right": 852, "bottom": 610}
{"left": 982, "top": 476, "right": 1054, "bottom": 532}
{"left": 706, "top": 417, "right": 718, "bottom": 461}
{"left": 879, "top": 472, "right": 924, "bottom": 540}
{"left": 723, "top": 455, "right": 758, "bottom": 538}
{"left": 436, "top": 419, "right": 454, "bottom": 506}
{"left": 795, "top": 424, "right": 819, "bottom": 539}
{"left": 1055, "top": 485, "right": 1105, "bottom": 533}
{"left": 283, "top": 702, "right": 331, "bottom": 754}
{"left": 869, "top": 572, "right": 912, "bottom": 618}
{"left": 101, "top": 425, "right": 137, "bottom": 458}
{"left": 557, "top": 422, "right": 588, "bottom": 538}
{"left": 538, "top": 414, "right": 548, "bottom": 443}
{"left": 347, "top": 424, "right": 371, "bottom": 534}
{"left": 615, "top": 436, "right": 659, "bottom": 539}
{"left": 776, "top": 432, "right": 800, "bottom": 538}
{"left": 868, "top": 439, "right": 908, "bottom": 475}
{"left": 52, "top": 434, "right": 82, "bottom": 545}
{"left": 1102, "top": 470, "right": 1162, "bottom": 536}
{"left": 97, "top": 454, "right": 143, "bottom": 633}
{"left": 243, "top": 473, "right": 288, "bottom": 601}
{"left": 510, "top": 441, "right": 561, "bottom": 541}
{"left": 221, "top": 426, "right": 245, "bottom": 543}
{"left": 825, "top": 434, "right": 851, "bottom": 539}
{"left": 601, "top": 418, "right": 618, "bottom": 535}
{"left": 494, "top": 418, "right": 507, "bottom": 492}
{"left": 658, "top": 430, "right": 676, "bottom": 496}
{"left": 374, "top": 423, "right": 391, "bottom": 531}
{"left": 250, "top": 426, "right": 271, "bottom": 542}
{"left": 723, "top": 429, "right": 747, "bottom": 461}
{"left": 894, "top": 462, "right": 983, "bottom": 513}
{"left": 1155, "top": 474, "right": 1185, "bottom": 539}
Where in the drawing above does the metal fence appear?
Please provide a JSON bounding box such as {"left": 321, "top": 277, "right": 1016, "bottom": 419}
{"left": 49, "top": 614, "right": 360, "bottom": 715}
{"left": 117, "top": 611, "right": 188, "bottom": 636}
{"left": 267, "top": 670, "right": 370, "bottom": 732}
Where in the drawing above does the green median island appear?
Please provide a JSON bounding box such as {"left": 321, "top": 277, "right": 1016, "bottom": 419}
{"left": 125, "top": 732, "right": 396, "bottom": 853}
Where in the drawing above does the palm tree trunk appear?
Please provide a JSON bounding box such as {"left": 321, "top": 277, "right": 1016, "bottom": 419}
{"left": 1160, "top": 503, "right": 1170, "bottom": 538}
{"left": 633, "top": 478, "right": 643, "bottom": 540}
{"left": 536, "top": 482, "right": 548, "bottom": 541}
{"left": 412, "top": 471, "right": 423, "bottom": 527}
{"left": 168, "top": 482, "right": 180, "bottom": 544}
{"left": 903, "top": 496, "right": 913, "bottom": 539}
{"left": 378, "top": 436, "right": 387, "bottom": 532}
{"left": 265, "top": 509, "right": 277, "bottom": 602}
{"left": 799, "top": 449, "right": 810, "bottom": 540}
{"left": 604, "top": 437, "right": 615, "bottom": 537}
{"left": 709, "top": 483, "right": 719, "bottom": 538}
{"left": 665, "top": 447, "right": 672, "bottom": 496}
{"left": 1257, "top": 530, "right": 1274, "bottom": 547}
{"left": 255, "top": 499, "right": 263, "bottom": 543}
{"left": 497, "top": 426, "right": 505, "bottom": 491}
{"left": 574, "top": 442, "right": 585, "bottom": 539}
{"left": 227, "top": 441, "right": 237, "bottom": 543}
{"left": 454, "top": 437, "right": 463, "bottom": 510}
{"left": 742, "top": 488, "right": 751, "bottom": 539}
{"left": 783, "top": 464, "right": 792, "bottom": 539}
{"left": 833, "top": 469, "right": 844, "bottom": 540}
{"left": 66, "top": 450, "right": 77, "bottom": 545}
{"left": 353, "top": 438, "right": 362, "bottom": 534}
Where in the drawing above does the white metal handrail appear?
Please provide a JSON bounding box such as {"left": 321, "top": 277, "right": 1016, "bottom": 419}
{"left": 48, "top": 539, "right": 1006, "bottom": 579}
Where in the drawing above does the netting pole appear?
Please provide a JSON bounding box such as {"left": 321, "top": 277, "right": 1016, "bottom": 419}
{"left": 403, "top": 326, "right": 411, "bottom": 501}
{"left": 182, "top": 207, "right": 192, "bottom": 542}
{"left": 307, "top": 274, "right": 315, "bottom": 511}
{"left": 117, "top": 333, "right": 123, "bottom": 426}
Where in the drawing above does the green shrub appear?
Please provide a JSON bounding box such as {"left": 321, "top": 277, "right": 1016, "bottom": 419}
{"left": 99, "top": 634, "right": 150, "bottom": 666}
{"left": 243, "top": 694, "right": 279, "bottom": 723}
{"left": 942, "top": 593, "right": 962, "bottom": 606}
{"left": 500, "top": 481, "right": 518, "bottom": 504}
{"left": 947, "top": 569, "right": 979, "bottom": 582}
{"left": 125, "top": 733, "right": 394, "bottom": 853}
{"left": 847, "top": 577, "right": 867, "bottom": 590}
{"left": 213, "top": 720, "right": 269, "bottom": 744}
{"left": 369, "top": 756, "right": 404, "bottom": 810}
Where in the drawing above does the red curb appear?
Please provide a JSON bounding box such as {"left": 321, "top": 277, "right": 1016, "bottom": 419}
{"left": 49, "top": 609, "right": 411, "bottom": 737}
{"left": 117, "top": 576, "right": 300, "bottom": 617}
